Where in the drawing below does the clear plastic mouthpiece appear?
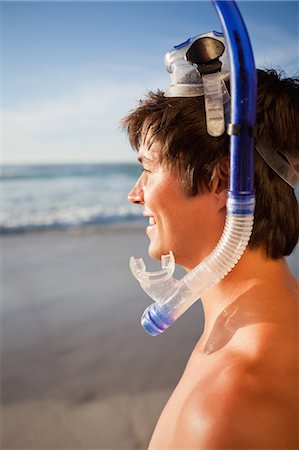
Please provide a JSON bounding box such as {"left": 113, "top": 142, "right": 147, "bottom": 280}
{"left": 130, "top": 251, "right": 175, "bottom": 286}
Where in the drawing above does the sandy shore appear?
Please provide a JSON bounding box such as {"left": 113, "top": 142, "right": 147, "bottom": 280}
{"left": 1, "top": 228, "right": 298, "bottom": 449}
{"left": 1, "top": 228, "right": 203, "bottom": 449}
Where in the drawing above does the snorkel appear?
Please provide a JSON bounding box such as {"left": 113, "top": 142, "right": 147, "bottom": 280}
{"left": 130, "top": 0, "right": 257, "bottom": 336}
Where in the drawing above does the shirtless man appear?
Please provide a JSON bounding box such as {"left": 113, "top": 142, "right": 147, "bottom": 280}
{"left": 122, "top": 69, "right": 299, "bottom": 449}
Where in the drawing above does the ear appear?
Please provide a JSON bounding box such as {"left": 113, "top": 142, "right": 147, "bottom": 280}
{"left": 209, "top": 158, "right": 229, "bottom": 210}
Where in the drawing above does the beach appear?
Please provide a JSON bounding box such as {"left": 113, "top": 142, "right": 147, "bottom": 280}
{"left": 1, "top": 226, "right": 298, "bottom": 449}
{"left": 1, "top": 227, "right": 203, "bottom": 449}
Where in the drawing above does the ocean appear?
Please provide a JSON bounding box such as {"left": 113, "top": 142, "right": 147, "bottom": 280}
{"left": 0, "top": 163, "right": 146, "bottom": 233}
{"left": 1, "top": 162, "right": 298, "bottom": 275}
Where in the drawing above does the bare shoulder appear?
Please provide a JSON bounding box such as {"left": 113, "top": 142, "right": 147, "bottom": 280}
{"left": 149, "top": 277, "right": 299, "bottom": 450}
{"left": 171, "top": 352, "right": 298, "bottom": 449}
{"left": 149, "top": 347, "right": 298, "bottom": 449}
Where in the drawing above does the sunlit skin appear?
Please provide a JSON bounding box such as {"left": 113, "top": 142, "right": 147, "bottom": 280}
{"left": 128, "top": 136, "right": 299, "bottom": 449}
{"left": 127, "top": 141, "right": 226, "bottom": 269}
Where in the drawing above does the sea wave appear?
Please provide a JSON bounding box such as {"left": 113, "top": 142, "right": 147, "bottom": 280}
{"left": 0, "top": 163, "right": 139, "bottom": 181}
{"left": 1, "top": 163, "right": 144, "bottom": 234}
{"left": 1, "top": 208, "right": 146, "bottom": 234}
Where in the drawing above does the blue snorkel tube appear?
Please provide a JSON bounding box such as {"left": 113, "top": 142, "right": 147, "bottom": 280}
{"left": 130, "top": 0, "right": 257, "bottom": 336}
{"left": 213, "top": 0, "right": 256, "bottom": 210}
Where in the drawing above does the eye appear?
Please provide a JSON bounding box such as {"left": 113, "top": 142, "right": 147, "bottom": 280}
{"left": 140, "top": 167, "right": 151, "bottom": 175}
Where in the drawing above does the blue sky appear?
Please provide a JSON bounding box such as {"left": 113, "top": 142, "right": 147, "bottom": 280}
{"left": 2, "top": 1, "right": 298, "bottom": 164}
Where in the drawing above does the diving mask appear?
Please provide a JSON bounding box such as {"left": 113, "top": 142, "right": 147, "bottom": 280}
{"left": 164, "top": 31, "right": 230, "bottom": 137}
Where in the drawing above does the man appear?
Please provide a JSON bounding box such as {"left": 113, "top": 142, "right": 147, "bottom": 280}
{"left": 121, "top": 69, "right": 299, "bottom": 449}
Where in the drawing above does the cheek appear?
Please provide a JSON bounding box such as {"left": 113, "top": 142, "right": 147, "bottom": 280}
{"left": 167, "top": 197, "right": 206, "bottom": 235}
{"left": 144, "top": 176, "right": 172, "bottom": 208}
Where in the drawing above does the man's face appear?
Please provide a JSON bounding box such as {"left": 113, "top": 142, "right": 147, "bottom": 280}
{"left": 128, "top": 137, "right": 224, "bottom": 270}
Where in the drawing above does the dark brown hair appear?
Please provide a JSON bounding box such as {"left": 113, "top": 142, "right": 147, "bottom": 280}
{"left": 121, "top": 69, "right": 299, "bottom": 259}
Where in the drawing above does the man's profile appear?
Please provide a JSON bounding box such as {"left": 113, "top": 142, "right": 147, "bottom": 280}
{"left": 121, "top": 64, "right": 298, "bottom": 449}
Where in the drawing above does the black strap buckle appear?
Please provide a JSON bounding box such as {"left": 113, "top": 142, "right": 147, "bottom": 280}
{"left": 227, "top": 123, "right": 257, "bottom": 138}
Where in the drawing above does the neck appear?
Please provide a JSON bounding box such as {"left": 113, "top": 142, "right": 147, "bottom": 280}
{"left": 197, "top": 248, "right": 298, "bottom": 354}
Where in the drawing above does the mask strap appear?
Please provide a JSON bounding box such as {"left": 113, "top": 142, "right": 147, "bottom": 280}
{"left": 256, "top": 143, "right": 299, "bottom": 189}
{"left": 185, "top": 36, "right": 229, "bottom": 137}
{"left": 202, "top": 73, "right": 227, "bottom": 137}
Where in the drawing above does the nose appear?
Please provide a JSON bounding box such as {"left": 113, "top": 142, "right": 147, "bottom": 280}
{"left": 128, "top": 177, "right": 144, "bottom": 205}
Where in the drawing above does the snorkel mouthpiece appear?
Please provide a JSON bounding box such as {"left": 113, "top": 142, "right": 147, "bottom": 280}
{"left": 130, "top": 252, "right": 180, "bottom": 302}
{"left": 130, "top": 1, "right": 257, "bottom": 336}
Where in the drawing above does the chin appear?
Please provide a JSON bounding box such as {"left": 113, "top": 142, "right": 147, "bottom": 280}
{"left": 148, "top": 247, "right": 163, "bottom": 260}
{"left": 148, "top": 242, "right": 170, "bottom": 261}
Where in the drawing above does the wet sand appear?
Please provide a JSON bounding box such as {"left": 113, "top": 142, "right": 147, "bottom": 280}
{"left": 1, "top": 228, "right": 203, "bottom": 449}
{"left": 1, "top": 228, "right": 298, "bottom": 449}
